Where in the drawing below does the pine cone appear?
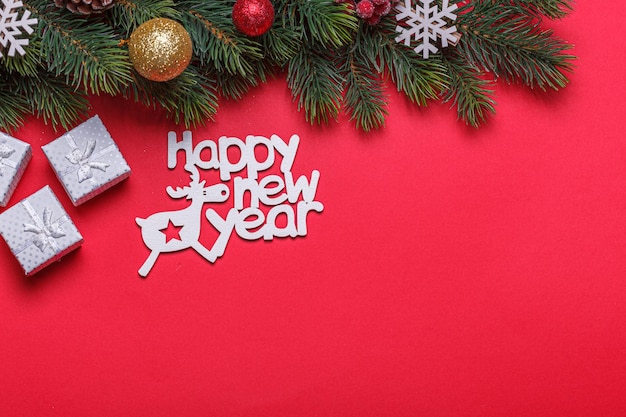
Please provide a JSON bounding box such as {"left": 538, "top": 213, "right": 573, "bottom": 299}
{"left": 54, "top": 0, "right": 116, "bottom": 15}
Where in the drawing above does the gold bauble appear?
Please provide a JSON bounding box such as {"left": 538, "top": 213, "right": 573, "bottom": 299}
{"left": 128, "top": 18, "right": 193, "bottom": 82}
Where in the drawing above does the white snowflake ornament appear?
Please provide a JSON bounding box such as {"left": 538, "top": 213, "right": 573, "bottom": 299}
{"left": 0, "top": 0, "right": 38, "bottom": 58}
{"left": 395, "top": 0, "right": 459, "bottom": 59}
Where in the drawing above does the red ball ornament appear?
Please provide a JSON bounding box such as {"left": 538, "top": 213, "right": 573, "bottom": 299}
{"left": 355, "top": 0, "right": 375, "bottom": 19}
{"left": 232, "top": 0, "right": 275, "bottom": 37}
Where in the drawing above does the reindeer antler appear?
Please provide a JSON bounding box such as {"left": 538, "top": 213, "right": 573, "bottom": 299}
{"left": 166, "top": 185, "right": 189, "bottom": 199}
{"left": 166, "top": 163, "right": 203, "bottom": 199}
{"left": 184, "top": 163, "right": 200, "bottom": 184}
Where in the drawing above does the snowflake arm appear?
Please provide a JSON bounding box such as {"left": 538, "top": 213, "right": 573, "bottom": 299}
{"left": 0, "top": 0, "right": 38, "bottom": 58}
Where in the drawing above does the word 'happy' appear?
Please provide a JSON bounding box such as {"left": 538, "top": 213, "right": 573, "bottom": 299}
{"left": 136, "top": 132, "right": 324, "bottom": 277}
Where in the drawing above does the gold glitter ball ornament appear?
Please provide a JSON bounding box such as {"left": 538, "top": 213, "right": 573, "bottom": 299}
{"left": 128, "top": 18, "right": 193, "bottom": 82}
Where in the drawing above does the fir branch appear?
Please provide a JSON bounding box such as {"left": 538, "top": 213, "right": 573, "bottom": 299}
{"left": 110, "top": 0, "right": 180, "bottom": 37}
{"left": 0, "top": 76, "right": 29, "bottom": 132}
{"left": 287, "top": 44, "right": 344, "bottom": 125}
{"left": 503, "top": 0, "right": 573, "bottom": 19}
{"left": 26, "top": 0, "right": 133, "bottom": 95}
{"left": 209, "top": 59, "right": 275, "bottom": 100}
{"left": 210, "top": 70, "right": 259, "bottom": 100}
{"left": 125, "top": 68, "right": 218, "bottom": 127}
{"left": 282, "top": 0, "right": 358, "bottom": 48}
{"left": 375, "top": 20, "right": 448, "bottom": 106}
{"left": 343, "top": 51, "right": 388, "bottom": 132}
{"left": 442, "top": 52, "right": 496, "bottom": 127}
{"left": 342, "top": 26, "right": 389, "bottom": 131}
{"left": 0, "top": 39, "right": 40, "bottom": 77}
{"left": 180, "top": 3, "right": 264, "bottom": 77}
{"left": 458, "top": 2, "right": 574, "bottom": 91}
{"left": 15, "top": 72, "right": 90, "bottom": 131}
{"left": 262, "top": 25, "right": 302, "bottom": 67}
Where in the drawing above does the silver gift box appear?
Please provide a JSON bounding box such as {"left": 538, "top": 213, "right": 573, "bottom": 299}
{"left": 0, "top": 132, "right": 32, "bottom": 207}
{"left": 0, "top": 186, "right": 83, "bottom": 276}
{"left": 42, "top": 115, "right": 131, "bottom": 206}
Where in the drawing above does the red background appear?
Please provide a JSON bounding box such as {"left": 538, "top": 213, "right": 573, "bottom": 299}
{"left": 1, "top": 3, "right": 625, "bottom": 416}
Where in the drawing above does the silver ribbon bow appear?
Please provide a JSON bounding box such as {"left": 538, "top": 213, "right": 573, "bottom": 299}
{"left": 63, "top": 134, "right": 113, "bottom": 183}
{"left": 22, "top": 202, "right": 66, "bottom": 253}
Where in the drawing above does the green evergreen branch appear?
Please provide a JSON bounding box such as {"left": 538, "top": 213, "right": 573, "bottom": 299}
{"left": 375, "top": 20, "right": 448, "bottom": 106}
{"left": 262, "top": 25, "right": 302, "bottom": 67}
{"left": 282, "top": 0, "right": 358, "bottom": 48}
{"left": 210, "top": 59, "right": 276, "bottom": 100}
{"left": 124, "top": 67, "right": 218, "bottom": 127}
{"left": 210, "top": 70, "right": 259, "bottom": 100}
{"left": 0, "top": 39, "right": 40, "bottom": 77}
{"left": 503, "top": 0, "right": 573, "bottom": 19}
{"left": 341, "top": 25, "right": 389, "bottom": 131}
{"left": 16, "top": 72, "right": 90, "bottom": 131}
{"left": 458, "top": 2, "right": 574, "bottom": 90}
{"left": 343, "top": 50, "right": 388, "bottom": 132}
{"left": 26, "top": 0, "right": 133, "bottom": 95}
{"left": 287, "top": 44, "right": 344, "bottom": 125}
{"left": 110, "top": 0, "right": 180, "bottom": 37}
{"left": 442, "top": 52, "right": 496, "bottom": 127}
{"left": 0, "top": 76, "right": 30, "bottom": 132}
{"left": 180, "top": 3, "right": 264, "bottom": 78}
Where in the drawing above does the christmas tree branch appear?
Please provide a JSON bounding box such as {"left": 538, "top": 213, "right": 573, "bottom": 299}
{"left": 179, "top": 1, "right": 264, "bottom": 77}
{"left": 17, "top": 72, "right": 90, "bottom": 131}
{"left": 25, "top": 0, "right": 132, "bottom": 95}
{"left": 110, "top": 0, "right": 180, "bottom": 36}
{"left": 287, "top": 44, "right": 344, "bottom": 124}
{"left": 375, "top": 20, "right": 448, "bottom": 106}
{"left": 0, "top": 39, "right": 40, "bottom": 77}
{"left": 0, "top": 79, "right": 29, "bottom": 132}
{"left": 442, "top": 52, "right": 496, "bottom": 127}
{"left": 504, "top": 0, "right": 573, "bottom": 19}
{"left": 457, "top": 2, "right": 574, "bottom": 90}
{"left": 343, "top": 47, "right": 388, "bottom": 132}
{"left": 340, "top": 25, "right": 389, "bottom": 131}
{"left": 210, "top": 69, "right": 259, "bottom": 100}
{"left": 124, "top": 68, "right": 218, "bottom": 127}
{"left": 280, "top": 0, "right": 358, "bottom": 48}
{"left": 261, "top": 25, "right": 302, "bottom": 67}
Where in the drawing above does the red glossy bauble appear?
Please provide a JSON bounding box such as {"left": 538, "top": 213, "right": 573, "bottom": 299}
{"left": 232, "top": 0, "right": 275, "bottom": 37}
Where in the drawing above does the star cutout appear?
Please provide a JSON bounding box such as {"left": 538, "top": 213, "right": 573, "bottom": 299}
{"left": 159, "top": 219, "right": 184, "bottom": 243}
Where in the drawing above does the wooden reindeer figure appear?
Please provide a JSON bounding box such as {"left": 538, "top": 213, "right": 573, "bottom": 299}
{"left": 136, "top": 164, "right": 230, "bottom": 277}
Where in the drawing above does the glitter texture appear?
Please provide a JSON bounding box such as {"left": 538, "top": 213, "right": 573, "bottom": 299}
{"left": 232, "top": 0, "right": 274, "bottom": 37}
{"left": 128, "top": 18, "right": 192, "bottom": 82}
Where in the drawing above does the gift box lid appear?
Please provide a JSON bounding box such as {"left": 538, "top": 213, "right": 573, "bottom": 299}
{"left": 42, "top": 115, "right": 130, "bottom": 205}
{"left": 0, "top": 185, "right": 83, "bottom": 275}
